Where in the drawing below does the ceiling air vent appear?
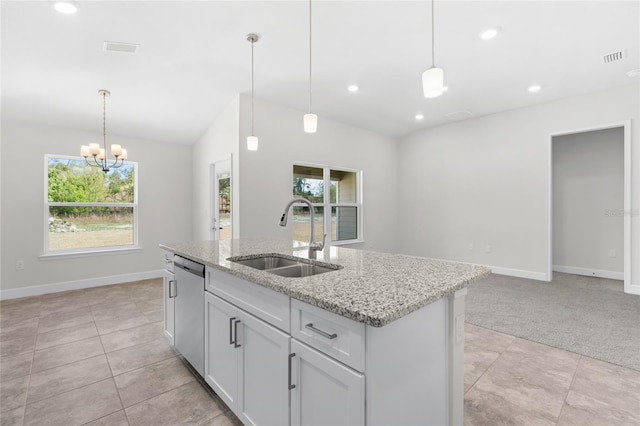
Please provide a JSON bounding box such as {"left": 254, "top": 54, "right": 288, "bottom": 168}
{"left": 603, "top": 50, "right": 626, "bottom": 64}
{"left": 103, "top": 41, "right": 139, "bottom": 54}
{"left": 445, "top": 111, "right": 473, "bottom": 121}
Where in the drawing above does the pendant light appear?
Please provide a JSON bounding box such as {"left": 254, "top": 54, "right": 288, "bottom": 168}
{"left": 303, "top": 0, "right": 318, "bottom": 133}
{"left": 80, "top": 90, "right": 128, "bottom": 172}
{"left": 422, "top": 0, "right": 444, "bottom": 98}
{"left": 247, "top": 33, "right": 260, "bottom": 151}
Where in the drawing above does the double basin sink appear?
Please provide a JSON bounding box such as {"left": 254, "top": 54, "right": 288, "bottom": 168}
{"left": 228, "top": 254, "right": 342, "bottom": 278}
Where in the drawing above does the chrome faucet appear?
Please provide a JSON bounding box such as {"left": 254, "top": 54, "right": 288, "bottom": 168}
{"left": 279, "top": 198, "right": 326, "bottom": 258}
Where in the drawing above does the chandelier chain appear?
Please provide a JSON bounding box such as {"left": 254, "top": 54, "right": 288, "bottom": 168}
{"left": 102, "top": 91, "right": 107, "bottom": 153}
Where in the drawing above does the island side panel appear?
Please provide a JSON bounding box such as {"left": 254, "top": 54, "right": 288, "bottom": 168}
{"left": 365, "top": 298, "right": 448, "bottom": 426}
{"left": 448, "top": 288, "right": 467, "bottom": 426}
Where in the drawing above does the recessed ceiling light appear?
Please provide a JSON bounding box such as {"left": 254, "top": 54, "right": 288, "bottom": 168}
{"left": 528, "top": 85, "right": 542, "bottom": 93}
{"left": 479, "top": 28, "right": 499, "bottom": 40}
{"left": 415, "top": 114, "right": 424, "bottom": 120}
{"left": 627, "top": 69, "right": 640, "bottom": 78}
{"left": 348, "top": 85, "right": 359, "bottom": 92}
{"left": 54, "top": 1, "right": 78, "bottom": 14}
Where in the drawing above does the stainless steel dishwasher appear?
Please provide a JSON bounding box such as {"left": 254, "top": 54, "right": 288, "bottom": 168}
{"left": 173, "top": 255, "right": 205, "bottom": 377}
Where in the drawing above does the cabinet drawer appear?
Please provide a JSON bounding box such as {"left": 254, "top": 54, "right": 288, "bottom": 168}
{"left": 206, "top": 267, "right": 290, "bottom": 333}
{"left": 291, "top": 299, "right": 365, "bottom": 372}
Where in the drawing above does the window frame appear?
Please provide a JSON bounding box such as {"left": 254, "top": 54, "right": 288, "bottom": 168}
{"left": 42, "top": 154, "right": 140, "bottom": 258}
{"left": 292, "top": 162, "right": 363, "bottom": 246}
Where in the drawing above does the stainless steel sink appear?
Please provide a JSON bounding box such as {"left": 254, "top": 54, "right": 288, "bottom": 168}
{"left": 227, "top": 254, "right": 342, "bottom": 277}
{"left": 231, "top": 256, "right": 299, "bottom": 270}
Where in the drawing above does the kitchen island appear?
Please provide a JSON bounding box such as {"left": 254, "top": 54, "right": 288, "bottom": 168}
{"left": 160, "top": 238, "right": 490, "bottom": 426}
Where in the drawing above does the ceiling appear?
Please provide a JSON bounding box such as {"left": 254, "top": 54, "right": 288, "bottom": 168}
{"left": 2, "top": 1, "right": 638, "bottom": 145}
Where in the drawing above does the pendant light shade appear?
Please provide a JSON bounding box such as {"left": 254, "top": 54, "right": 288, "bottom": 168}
{"left": 422, "top": 66, "right": 444, "bottom": 98}
{"left": 247, "top": 136, "right": 258, "bottom": 151}
{"left": 247, "top": 33, "right": 259, "bottom": 150}
{"left": 422, "top": 0, "right": 444, "bottom": 98}
{"left": 303, "top": 113, "right": 317, "bottom": 133}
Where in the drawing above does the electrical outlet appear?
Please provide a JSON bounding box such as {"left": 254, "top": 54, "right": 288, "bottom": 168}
{"left": 609, "top": 249, "right": 616, "bottom": 258}
{"left": 468, "top": 243, "right": 473, "bottom": 251}
{"left": 15, "top": 260, "right": 24, "bottom": 270}
{"left": 485, "top": 245, "right": 492, "bottom": 254}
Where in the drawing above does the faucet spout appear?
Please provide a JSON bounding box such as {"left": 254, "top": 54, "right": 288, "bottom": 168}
{"left": 279, "top": 198, "right": 326, "bottom": 257}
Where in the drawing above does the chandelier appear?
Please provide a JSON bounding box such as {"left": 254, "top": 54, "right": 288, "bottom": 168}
{"left": 80, "top": 89, "right": 127, "bottom": 172}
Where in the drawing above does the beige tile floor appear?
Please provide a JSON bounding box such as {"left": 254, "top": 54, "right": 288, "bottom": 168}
{"left": 0, "top": 278, "right": 638, "bottom": 425}
{"left": 464, "top": 323, "right": 640, "bottom": 425}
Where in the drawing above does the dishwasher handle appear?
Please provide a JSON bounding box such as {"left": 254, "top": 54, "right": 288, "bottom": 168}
{"left": 174, "top": 256, "right": 205, "bottom": 277}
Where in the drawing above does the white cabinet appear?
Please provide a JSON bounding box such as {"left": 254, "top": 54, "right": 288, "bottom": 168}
{"left": 205, "top": 292, "right": 290, "bottom": 426}
{"left": 291, "top": 299, "right": 365, "bottom": 372}
{"left": 290, "top": 339, "right": 365, "bottom": 426}
{"left": 204, "top": 291, "right": 237, "bottom": 408}
{"left": 162, "top": 269, "right": 175, "bottom": 346}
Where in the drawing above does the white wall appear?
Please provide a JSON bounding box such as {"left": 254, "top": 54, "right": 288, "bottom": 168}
{"left": 237, "top": 95, "right": 399, "bottom": 253}
{"left": 553, "top": 128, "right": 624, "bottom": 276}
{"left": 0, "top": 122, "right": 193, "bottom": 297}
{"left": 398, "top": 83, "right": 639, "bottom": 289}
{"left": 191, "top": 95, "right": 240, "bottom": 240}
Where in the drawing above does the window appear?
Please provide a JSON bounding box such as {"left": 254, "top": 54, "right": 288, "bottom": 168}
{"left": 44, "top": 155, "right": 138, "bottom": 255}
{"left": 292, "top": 164, "right": 361, "bottom": 244}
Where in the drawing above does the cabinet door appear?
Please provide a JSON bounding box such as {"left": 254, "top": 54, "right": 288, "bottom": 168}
{"left": 236, "top": 311, "right": 290, "bottom": 426}
{"left": 290, "top": 340, "right": 365, "bottom": 426}
{"left": 204, "top": 292, "right": 238, "bottom": 410}
{"left": 162, "top": 270, "right": 175, "bottom": 346}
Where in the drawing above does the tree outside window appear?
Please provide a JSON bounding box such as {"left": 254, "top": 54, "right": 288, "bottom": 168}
{"left": 292, "top": 164, "right": 361, "bottom": 244}
{"left": 45, "top": 155, "right": 138, "bottom": 254}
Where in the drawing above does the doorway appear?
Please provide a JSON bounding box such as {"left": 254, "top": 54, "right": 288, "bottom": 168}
{"left": 548, "top": 121, "right": 632, "bottom": 294}
{"left": 210, "top": 157, "right": 232, "bottom": 241}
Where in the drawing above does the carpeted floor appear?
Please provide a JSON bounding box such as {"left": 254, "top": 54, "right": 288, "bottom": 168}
{"left": 465, "top": 272, "right": 640, "bottom": 371}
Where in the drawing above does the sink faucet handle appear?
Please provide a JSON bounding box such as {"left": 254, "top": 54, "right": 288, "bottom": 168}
{"left": 310, "top": 233, "right": 326, "bottom": 251}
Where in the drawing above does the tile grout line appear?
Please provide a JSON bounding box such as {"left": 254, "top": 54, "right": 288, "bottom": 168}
{"left": 31, "top": 335, "right": 104, "bottom": 374}
{"left": 464, "top": 329, "right": 517, "bottom": 395}
{"left": 19, "top": 314, "right": 39, "bottom": 425}
{"left": 555, "top": 354, "right": 583, "bottom": 424}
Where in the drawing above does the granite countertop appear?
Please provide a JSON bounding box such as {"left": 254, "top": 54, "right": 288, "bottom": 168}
{"left": 159, "top": 238, "right": 491, "bottom": 327}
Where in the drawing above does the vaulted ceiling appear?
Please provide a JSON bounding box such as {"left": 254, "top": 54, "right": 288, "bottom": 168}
{"left": 2, "top": 1, "right": 638, "bottom": 145}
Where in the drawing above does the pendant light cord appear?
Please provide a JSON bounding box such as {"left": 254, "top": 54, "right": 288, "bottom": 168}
{"left": 251, "top": 38, "right": 255, "bottom": 136}
{"left": 431, "top": 0, "right": 436, "bottom": 67}
{"left": 309, "top": 0, "right": 312, "bottom": 113}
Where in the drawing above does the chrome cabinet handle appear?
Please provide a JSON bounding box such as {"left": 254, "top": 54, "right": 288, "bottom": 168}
{"left": 233, "top": 319, "right": 241, "bottom": 348}
{"left": 288, "top": 353, "right": 296, "bottom": 390}
{"left": 168, "top": 280, "right": 176, "bottom": 298}
{"left": 229, "top": 317, "right": 236, "bottom": 345}
{"left": 305, "top": 323, "right": 337, "bottom": 340}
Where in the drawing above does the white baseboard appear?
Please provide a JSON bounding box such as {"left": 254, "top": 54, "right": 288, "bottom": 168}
{"left": 552, "top": 265, "right": 624, "bottom": 281}
{"left": 490, "top": 266, "right": 548, "bottom": 281}
{"left": 625, "top": 283, "right": 640, "bottom": 296}
{"left": 0, "top": 270, "right": 164, "bottom": 301}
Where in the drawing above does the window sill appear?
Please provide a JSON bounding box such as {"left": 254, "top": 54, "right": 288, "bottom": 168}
{"left": 39, "top": 246, "right": 141, "bottom": 260}
{"left": 292, "top": 239, "right": 364, "bottom": 249}
{"left": 331, "top": 239, "right": 365, "bottom": 247}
